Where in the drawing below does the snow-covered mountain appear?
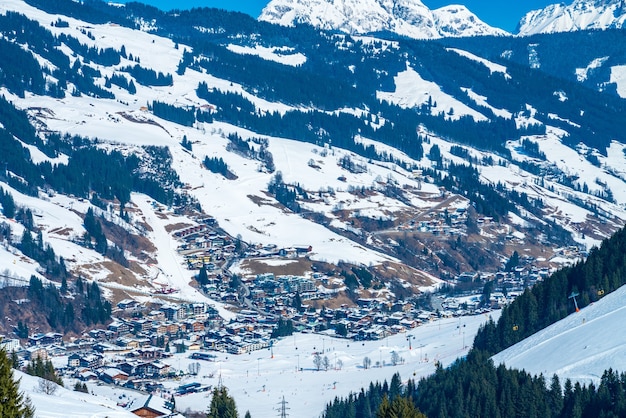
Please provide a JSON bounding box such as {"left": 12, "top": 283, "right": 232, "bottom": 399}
{"left": 258, "top": 0, "right": 508, "bottom": 39}
{"left": 517, "top": 0, "right": 626, "bottom": 36}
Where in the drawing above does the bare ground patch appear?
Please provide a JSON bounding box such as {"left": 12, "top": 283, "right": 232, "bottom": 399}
{"left": 165, "top": 222, "right": 193, "bottom": 233}
{"left": 373, "top": 261, "right": 435, "bottom": 288}
{"left": 239, "top": 257, "right": 313, "bottom": 277}
{"left": 49, "top": 227, "right": 73, "bottom": 236}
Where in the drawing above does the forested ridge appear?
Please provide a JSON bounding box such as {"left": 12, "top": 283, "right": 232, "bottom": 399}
{"left": 473, "top": 224, "right": 626, "bottom": 355}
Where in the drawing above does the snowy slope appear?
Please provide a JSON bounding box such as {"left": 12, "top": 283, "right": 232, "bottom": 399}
{"left": 376, "top": 63, "right": 488, "bottom": 121}
{"left": 259, "top": 0, "right": 508, "bottom": 39}
{"left": 517, "top": 0, "right": 626, "bottom": 36}
{"left": 66, "top": 313, "right": 494, "bottom": 418}
{"left": 492, "top": 283, "right": 626, "bottom": 385}
{"left": 16, "top": 371, "right": 136, "bottom": 418}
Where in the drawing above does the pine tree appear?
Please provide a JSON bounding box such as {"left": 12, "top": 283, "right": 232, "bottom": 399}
{"left": 197, "top": 266, "right": 209, "bottom": 286}
{"left": 207, "top": 386, "right": 238, "bottom": 418}
{"left": 0, "top": 346, "right": 35, "bottom": 417}
{"left": 376, "top": 395, "right": 425, "bottom": 418}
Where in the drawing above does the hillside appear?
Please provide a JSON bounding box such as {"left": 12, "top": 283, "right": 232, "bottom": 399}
{"left": 492, "top": 282, "right": 626, "bottom": 385}
{"left": 1, "top": 0, "right": 626, "bottom": 336}
{"left": 2, "top": 0, "right": 626, "bottom": 417}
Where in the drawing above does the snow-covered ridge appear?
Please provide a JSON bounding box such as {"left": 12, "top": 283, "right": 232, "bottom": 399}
{"left": 517, "top": 0, "right": 626, "bottom": 36}
{"left": 259, "top": 0, "right": 508, "bottom": 39}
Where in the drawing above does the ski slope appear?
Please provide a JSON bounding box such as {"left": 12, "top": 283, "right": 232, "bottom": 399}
{"left": 85, "top": 312, "right": 497, "bottom": 418}
{"left": 493, "top": 283, "right": 626, "bottom": 385}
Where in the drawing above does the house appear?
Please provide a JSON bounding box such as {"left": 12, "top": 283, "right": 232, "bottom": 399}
{"left": 0, "top": 338, "right": 21, "bottom": 353}
{"left": 117, "top": 299, "right": 141, "bottom": 311}
{"left": 23, "top": 346, "right": 48, "bottom": 361}
{"left": 77, "top": 353, "right": 103, "bottom": 369}
{"left": 127, "top": 394, "right": 175, "bottom": 417}
{"left": 108, "top": 321, "right": 131, "bottom": 335}
{"left": 161, "top": 305, "right": 186, "bottom": 321}
{"left": 76, "top": 370, "right": 98, "bottom": 381}
{"left": 189, "top": 303, "right": 206, "bottom": 317}
{"left": 100, "top": 367, "right": 129, "bottom": 384}
{"left": 135, "top": 361, "right": 170, "bottom": 378}
{"left": 67, "top": 353, "right": 82, "bottom": 368}
{"left": 28, "top": 332, "right": 62, "bottom": 346}
{"left": 131, "top": 319, "right": 153, "bottom": 333}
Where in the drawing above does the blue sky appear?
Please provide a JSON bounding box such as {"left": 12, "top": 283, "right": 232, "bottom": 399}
{"left": 125, "top": 0, "right": 558, "bottom": 33}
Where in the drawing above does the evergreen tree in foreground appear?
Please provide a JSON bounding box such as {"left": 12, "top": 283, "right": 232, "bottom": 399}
{"left": 0, "top": 345, "right": 35, "bottom": 417}
{"left": 377, "top": 395, "right": 426, "bottom": 418}
{"left": 207, "top": 386, "right": 238, "bottom": 418}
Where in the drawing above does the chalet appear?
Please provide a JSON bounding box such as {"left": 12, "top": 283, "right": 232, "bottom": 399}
{"left": 28, "top": 332, "right": 62, "bottom": 346}
{"left": 76, "top": 353, "right": 103, "bottom": 369}
{"left": 148, "top": 310, "right": 166, "bottom": 321}
{"left": 165, "top": 323, "right": 180, "bottom": 335}
{"left": 100, "top": 367, "right": 129, "bottom": 384}
{"left": 189, "top": 303, "right": 206, "bottom": 317}
{"left": 183, "top": 320, "right": 205, "bottom": 333}
{"left": 117, "top": 361, "right": 137, "bottom": 376}
{"left": 387, "top": 313, "right": 404, "bottom": 326}
{"left": 131, "top": 319, "right": 152, "bottom": 333}
{"left": 88, "top": 329, "right": 115, "bottom": 341}
{"left": 400, "top": 319, "right": 418, "bottom": 329}
{"left": 134, "top": 347, "right": 165, "bottom": 360}
{"left": 203, "top": 338, "right": 225, "bottom": 352}
{"left": 127, "top": 394, "right": 175, "bottom": 418}
{"left": 76, "top": 370, "right": 98, "bottom": 381}
{"left": 94, "top": 342, "right": 128, "bottom": 354}
{"left": 151, "top": 323, "right": 168, "bottom": 335}
{"left": 108, "top": 321, "right": 131, "bottom": 335}
{"left": 117, "top": 299, "right": 141, "bottom": 311}
{"left": 67, "top": 353, "right": 81, "bottom": 368}
{"left": 135, "top": 361, "right": 170, "bottom": 378}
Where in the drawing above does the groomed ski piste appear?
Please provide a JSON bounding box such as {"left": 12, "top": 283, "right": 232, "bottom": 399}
{"left": 493, "top": 282, "right": 626, "bottom": 385}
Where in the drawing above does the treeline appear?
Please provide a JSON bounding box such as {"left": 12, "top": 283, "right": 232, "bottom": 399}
{"left": 0, "top": 97, "right": 181, "bottom": 206}
{"left": 105, "top": 74, "right": 136, "bottom": 94}
{"left": 474, "top": 224, "right": 626, "bottom": 355}
{"left": 24, "top": 0, "right": 138, "bottom": 27}
{"left": 324, "top": 352, "right": 626, "bottom": 418}
{"left": 13, "top": 0, "right": 626, "bottom": 158}
{"left": 27, "top": 275, "right": 111, "bottom": 331}
{"left": 83, "top": 207, "right": 128, "bottom": 266}
{"left": 25, "top": 357, "right": 63, "bottom": 386}
{"left": 196, "top": 84, "right": 418, "bottom": 163}
{"left": 203, "top": 156, "right": 236, "bottom": 179}
{"left": 122, "top": 65, "right": 172, "bottom": 87}
{"left": 57, "top": 33, "right": 121, "bottom": 66}
{"left": 440, "top": 31, "right": 626, "bottom": 152}
{"left": 423, "top": 161, "right": 544, "bottom": 225}
{"left": 267, "top": 172, "right": 306, "bottom": 213}
{"left": 19, "top": 229, "right": 70, "bottom": 282}
{"left": 0, "top": 11, "right": 112, "bottom": 99}
{"left": 149, "top": 100, "right": 212, "bottom": 126}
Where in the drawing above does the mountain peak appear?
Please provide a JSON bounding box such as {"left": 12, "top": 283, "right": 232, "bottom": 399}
{"left": 259, "top": 0, "right": 509, "bottom": 39}
{"left": 516, "top": 0, "right": 626, "bottom": 36}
